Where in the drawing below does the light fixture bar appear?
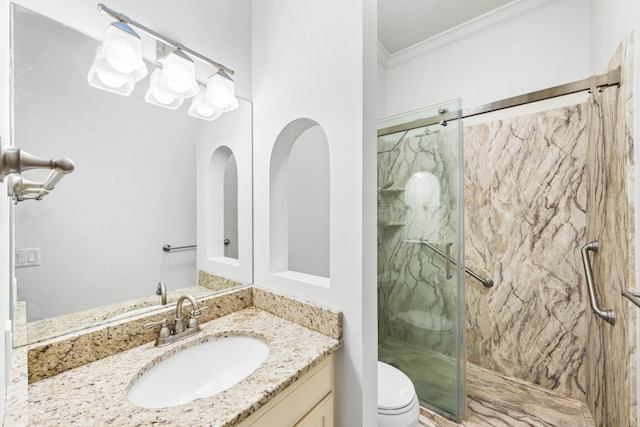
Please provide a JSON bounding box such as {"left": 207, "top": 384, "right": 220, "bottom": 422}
{"left": 96, "top": 3, "right": 234, "bottom": 76}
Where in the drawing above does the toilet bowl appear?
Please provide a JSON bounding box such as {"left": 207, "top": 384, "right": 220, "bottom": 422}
{"left": 393, "top": 310, "right": 454, "bottom": 349}
{"left": 378, "top": 361, "right": 420, "bottom": 427}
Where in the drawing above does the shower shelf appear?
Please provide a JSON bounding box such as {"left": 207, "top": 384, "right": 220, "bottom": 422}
{"left": 378, "top": 223, "right": 405, "bottom": 227}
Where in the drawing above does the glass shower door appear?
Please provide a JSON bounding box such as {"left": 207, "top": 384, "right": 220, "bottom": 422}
{"left": 377, "top": 100, "right": 465, "bottom": 419}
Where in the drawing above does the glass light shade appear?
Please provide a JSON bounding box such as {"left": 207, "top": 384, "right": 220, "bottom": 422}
{"left": 223, "top": 96, "right": 239, "bottom": 112}
{"left": 188, "top": 88, "right": 223, "bottom": 121}
{"left": 145, "top": 69, "right": 184, "bottom": 110}
{"left": 88, "top": 22, "right": 148, "bottom": 96}
{"left": 87, "top": 64, "right": 135, "bottom": 95}
{"left": 158, "top": 50, "right": 199, "bottom": 98}
{"left": 205, "top": 70, "right": 235, "bottom": 109}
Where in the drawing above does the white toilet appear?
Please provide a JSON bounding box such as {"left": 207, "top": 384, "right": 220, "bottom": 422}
{"left": 378, "top": 361, "right": 420, "bottom": 427}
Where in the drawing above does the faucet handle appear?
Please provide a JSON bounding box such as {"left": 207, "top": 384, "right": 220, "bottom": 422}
{"left": 187, "top": 306, "right": 207, "bottom": 329}
{"left": 190, "top": 306, "right": 207, "bottom": 318}
{"left": 143, "top": 318, "right": 171, "bottom": 338}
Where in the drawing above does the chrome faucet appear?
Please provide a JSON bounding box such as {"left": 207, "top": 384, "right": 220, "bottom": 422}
{"left": 143, "top": 294, "right": 205, "bottom": 346}
{"left": 174, "top": 294, "right": 201, "bottom": 334}
{"left": 156, "top": 281, "right": 167, "bottom": 305}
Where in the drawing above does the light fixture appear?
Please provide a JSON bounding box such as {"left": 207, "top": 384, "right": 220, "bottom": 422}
{"left": 145, "top": 69, "right": 184, "bottom": 110}
{"left": 188, "top": 87, "right": 223, "bottom": 121}
{"left": 87, "top": 21, "right": 148, "bottom": 96}
{"left": 206, "top": 69, "right": 236, "bottom": 110}
{"left": 157, "top": 49, "right": 199, "bottom": 98}
{"left": 91, "top": 4, "right": 237, "bottom": 120}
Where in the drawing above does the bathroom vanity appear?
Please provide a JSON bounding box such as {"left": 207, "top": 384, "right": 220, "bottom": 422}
{"left": 5, "top": 287, "right": 342, "bottom": 426}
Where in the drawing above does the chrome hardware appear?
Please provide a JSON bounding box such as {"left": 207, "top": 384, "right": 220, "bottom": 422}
{"left": 404, "top": 239, "right": 494, "bottom": 288}
{"left": 162, "top": 244, "right": 196, "bottom": 252}
{"left": 581, "top": 241, "right": 615, "bottom": 325}
{"left": 156, "top": 281, "right": 167, "bottom": 305}
{"left": 143, "top": 318, "right": 171, "bottom": 341}
{"left": 144, "top": 294, "right": 203, "bottom": 346}
{"left": 0, "top": 145, "right": 75, "bottom": 203}
{"left": 445, "top": 243, "right": 453, "bottom": 279}
{"left": 378, "top": 67, "right": 622, "bottom": 137}
{"left": 224, "top": 239, "right": 231, "bottom": 245}
{"left": 174, "top": 294, "right": 200, "bottom": 334}
{"left": 0, "top": 145, "right": 73, "bottom": 181}
{"left": 622, "top": 290, "right": 640, "bottom": 309}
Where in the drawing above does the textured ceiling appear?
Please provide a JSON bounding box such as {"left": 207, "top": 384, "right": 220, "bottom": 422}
{"left": 378, "top": 0, "right": 516, "bottom": 54}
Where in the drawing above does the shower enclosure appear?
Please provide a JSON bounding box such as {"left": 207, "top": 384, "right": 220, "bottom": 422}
{"left": 377, "top": 100, "right": 465, "bottom": 419}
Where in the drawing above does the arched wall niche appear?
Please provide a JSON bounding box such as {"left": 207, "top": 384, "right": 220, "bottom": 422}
{"left": 269, "top": 118, "right": 330, "bottom": 286}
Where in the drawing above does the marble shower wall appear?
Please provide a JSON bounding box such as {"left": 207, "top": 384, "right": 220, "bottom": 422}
{"left": 378, "top": 36, "right": 636, "bottom": 419}
{"left": 464, "top": 105, "right": 589, "bottom": 400}
{"left": 585, "top": 34, "right": 636, "bottom": 427}
{"left": 378, "top": 126, "right": 462, "bottom": 357}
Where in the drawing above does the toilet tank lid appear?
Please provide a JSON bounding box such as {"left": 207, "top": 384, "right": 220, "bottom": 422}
{"left": 377, "top": 362, "right": 416, "bottom": 410}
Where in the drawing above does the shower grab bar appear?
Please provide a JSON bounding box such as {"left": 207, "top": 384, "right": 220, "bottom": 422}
{"left": 581, "top": 241, "right": 615, "bottom": 325}
{"left": 162, "top": 244, "right": 196, "bottom": 252}
{"left": 622, "top": 290, "right": 640, "bottom": 309}
{"left": 403, "top": 239, "right": 494, "bottom": 288}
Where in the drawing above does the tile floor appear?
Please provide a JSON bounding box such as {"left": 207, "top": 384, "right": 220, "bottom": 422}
{"left": 418, "top": 362, "right": 594, "bottom": 427}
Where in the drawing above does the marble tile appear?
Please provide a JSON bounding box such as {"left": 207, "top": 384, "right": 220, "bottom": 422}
{"left": 585, "top": 33, "right": 637, "bottom": 427}
{"left": 24, "top": 284, "right": 218, "bottom": 345}
{"left": 198, "top": 269, "right": 244, "bottom": 292}
{"left": 26, "top": 308, "right": 340, "bottom": 426}
{"left": 4, "top": 347, "right": 28, "bottom": 426}
{"left": 25, "top": 285, "right": 343, "bottom": 386}
{"left": 27, "top": 287, "right": 253, "bottom": 383}
{"left": 252, "top": 286, "right": 342, "bottom": 341}
{"left": 419, "top": 362, "right": 595, "bottom": 427}
{"left": 378, "top": 103, "right": 590, "bottom": 404}
{"left": 12, "top": 301, "right": 27, "bottom": 348}
{"left": 464, "top": 105, "right": 589, "bottom": 400}
{"left": 378, "top": 127, "right": 462, "bottom": 361}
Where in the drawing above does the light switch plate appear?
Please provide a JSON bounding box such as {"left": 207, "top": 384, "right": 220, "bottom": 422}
{"left": 15, "top": 248, "right": 40, "bottom": 267}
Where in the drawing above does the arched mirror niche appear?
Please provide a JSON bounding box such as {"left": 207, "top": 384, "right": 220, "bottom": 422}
{"left": 206, "top": 146, "right": 238, "bottom": 261}
{"left": 269, "top": 118, "right": 330, "bottom": 287}
{"left": 223, "top": 154, "right": 239, "bottom": 260}
{"left": 196, "top": 99, "right": 253, "bottom": 285}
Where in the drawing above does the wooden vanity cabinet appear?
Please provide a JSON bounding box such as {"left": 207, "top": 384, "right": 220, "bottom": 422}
{"left": 238, "top": 354, "right": 334, "bottom": 427}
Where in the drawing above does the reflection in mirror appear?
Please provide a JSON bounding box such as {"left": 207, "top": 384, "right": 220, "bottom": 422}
{"left": 11, "top": 5, "right": 249, "bottom": 345}
{"left": 224, "top": 154, "right": 239, "bottom": 260}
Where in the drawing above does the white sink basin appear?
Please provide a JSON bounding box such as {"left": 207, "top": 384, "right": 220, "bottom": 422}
{"left": 128, "top": 336, "right": 269, "bottom": 408}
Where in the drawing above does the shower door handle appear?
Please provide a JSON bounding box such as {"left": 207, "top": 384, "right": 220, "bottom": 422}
{"left": 445, "top": 243, "right": 453, "bottom": 279}
{"left": 581, "top": 241, "right": 615, "bottom": 325}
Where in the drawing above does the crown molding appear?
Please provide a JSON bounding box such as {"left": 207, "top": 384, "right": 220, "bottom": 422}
{"left": 378, "top": 40, "right": 390, "bottom": 68}
{"left": 385, "top": 0, "right": 563, "bottom": 70}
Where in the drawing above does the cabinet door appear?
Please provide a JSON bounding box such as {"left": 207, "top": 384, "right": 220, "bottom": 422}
{"left": 238, "top": 355, "right": 334, "bottom": 427}
{"left": 295, "top": 394, "right": 334, "bottom": 427}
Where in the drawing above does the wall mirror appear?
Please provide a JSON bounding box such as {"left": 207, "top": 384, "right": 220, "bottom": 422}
{"left": 11, "top": 4, "right": 252, "bottom": 345}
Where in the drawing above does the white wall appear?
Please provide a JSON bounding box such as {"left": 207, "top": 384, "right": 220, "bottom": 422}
{"left": 0, "top": 0, "right": 11, "bottom": 422}
{"left": 588, "top": 2, "right": 640, "bottom": 426}
{"left": 384, "top": 0, "right": 590, "bottom": 117}
{"left": 287, "top": 126, "right": 330, "bottom": 277}
{"left": 252, "top": 0, "right": 378, "bottom": 425}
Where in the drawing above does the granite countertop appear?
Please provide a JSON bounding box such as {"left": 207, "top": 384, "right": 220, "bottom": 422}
{"left": 24, "top": 307, "right": 340, "bottom": 426}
